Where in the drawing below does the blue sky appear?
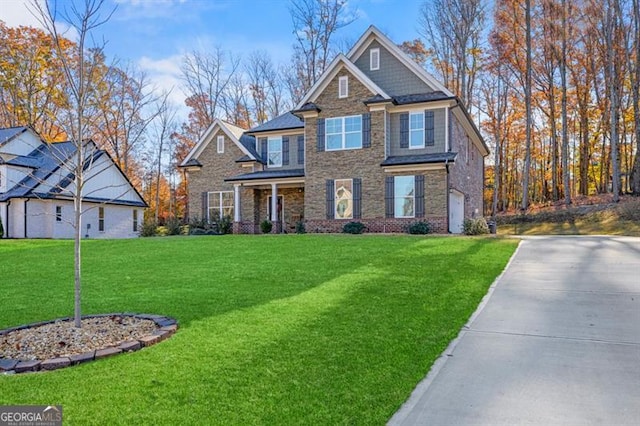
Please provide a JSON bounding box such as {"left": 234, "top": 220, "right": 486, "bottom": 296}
{"left": 0, "top": 0, "right": 426, "bottom": 110}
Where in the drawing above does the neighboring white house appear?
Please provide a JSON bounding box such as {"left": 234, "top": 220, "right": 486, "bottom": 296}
{"left": 0, "top": 126, "right": 147, "bottom": 239}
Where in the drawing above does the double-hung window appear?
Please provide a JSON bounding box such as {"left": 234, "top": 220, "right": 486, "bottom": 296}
{"left": 409, "top": 112, "right": 425, "bottom": 149}
{"left": 334, "top": 179, "right": 353, "bottom": 219}
{"left": 56, "top": 206, "right": 62, "bottom": 222}
{"left": 268, "top": 136, "right": 282, "bottom": 167}
{"left": 208, "top": 191, "right": 234, "bottom": 221}
{"left": 394, "top": 176, "right": 415, "bottom": 218}
{"left": 133, "top": 209, "right": 138, "bottom": 232}
{"left": 98, "top": 207, "right": 105, "bottom": 231}
{"left": 326, "top": 115, "right": 362, "bottom": 150}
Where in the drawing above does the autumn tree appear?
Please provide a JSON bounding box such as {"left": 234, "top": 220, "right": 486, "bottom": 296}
{"left": 287, "top": 0, "right": 355, "bottom": 103}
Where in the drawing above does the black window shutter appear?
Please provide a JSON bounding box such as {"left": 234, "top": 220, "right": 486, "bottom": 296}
{"left": 362, "top": 113, "right": 371, "bottom": 148}
{"left": 326, "top": 179, "right": 335, "bottom": 219}
{"left": 317, "top": 118, "right": 325, "bottom": 152}
{"left": 260, "top": 138, "right": 268, "bottom": 162}
{"left": 282, "top": 136, "right": 289, "bottom": 165}
{"left": 425, "top": 111, "right": 434, "bottom": 146}
{"left": 297, "top": 135, "right": 305, "bottom": 164}
{"left": 415, "top": 175, "right": 425, "bottom": 218}
{"left": 400, "top": 113, "right": 409, "bottom": 148}
{"left": 353, "top": 178, "right": 362, "bottom": 219}
{"left": 202, "top": 192, "right": 208, "bottom": 221}
{"left": 385, "top": 176, "right": 394, "bottom": 218}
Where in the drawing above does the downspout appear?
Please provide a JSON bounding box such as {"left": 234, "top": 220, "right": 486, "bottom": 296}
{"left": 5, "top": 199, "right": 10, "bottom": 238}
{"left": 445, "top": 160, "right": 450, "bottom": 234}
{"left": 24, "top": 198, "right": 30, "bottom": 238}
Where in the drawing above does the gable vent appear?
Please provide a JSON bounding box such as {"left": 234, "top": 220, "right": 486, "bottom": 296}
{"left": 338, "top": 76, "right": 349, "bottom": 98}
{"left": 370, "top": 48, "right": 380, "bottom": 71}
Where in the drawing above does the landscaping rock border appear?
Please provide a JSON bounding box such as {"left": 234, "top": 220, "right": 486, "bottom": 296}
{"left": 0, "top": 313, "right": 178, "bottom": 375}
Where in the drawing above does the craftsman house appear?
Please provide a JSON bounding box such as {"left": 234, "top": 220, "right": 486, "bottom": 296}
{"left": 180, "top": 26, "right": 488, "bottom": 234}
{"left": 0, "top": 126, "right": 146, "bottom": 238}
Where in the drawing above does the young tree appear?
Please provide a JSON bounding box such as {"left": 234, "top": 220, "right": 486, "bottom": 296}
{"left": 560, "top": 0, "right": 572, "bottom": 204}
{"left": 522, "top": 0, "right": 533, "bottom": 210}
{"left": 30, "top": 0, "right": 115, "bottom": 328}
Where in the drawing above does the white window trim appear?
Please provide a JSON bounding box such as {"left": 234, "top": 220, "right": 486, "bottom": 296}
{"left": 334, "top": 178, "right": 353, "bottom": 220}
{"left": 338, "top": 76, "right": 348, "bottom": 98}
{"left": 207, "top": 191, "right": 234, "bottom": 222}
{"left": 217, "top": 135, "right": 224, "bottom": 153}
{"left": 325, "top": 115, "right": 362, "bottom": 151}
{"left": 267, "top": 136, "right": 282, "bottom": 168}
{"left": 394, "top": 176, "right": 415, "bottom": 219}
{"left": 370, "top": 48, "right": 380, "bottom": 71}
{"left": 409, "top": 112, "right": 425, "bottom": 149}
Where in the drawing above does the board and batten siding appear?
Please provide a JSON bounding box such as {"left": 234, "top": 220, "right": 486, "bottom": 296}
{"left": 353, "top": 39, "right": 433, "bottom": 96}
{"left": 389, "top": 108, "right": 447, "bottom": 156}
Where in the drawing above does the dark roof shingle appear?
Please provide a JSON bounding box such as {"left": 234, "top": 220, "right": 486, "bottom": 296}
{"left": 225, "top": 168, "right": 305, "bottom": 182}
{"left": 381, "top": 152, "right": 457, "bottom": 167}
{"left": 249, "top": 112, "right": 304, "bottom": 133}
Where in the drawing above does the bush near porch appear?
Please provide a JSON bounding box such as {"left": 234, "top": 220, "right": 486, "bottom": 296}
{"left": 0, "top": 235, "right": 517, "bottom": 424}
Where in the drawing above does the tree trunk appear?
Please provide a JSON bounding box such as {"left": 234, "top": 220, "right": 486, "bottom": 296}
{"left": 522, "top": 0, "right": 533, "bottom": 211}
{"left": 561, "top": 0, "right": 571, "bottom": 205}
{"left": 630, "top": 0, "right": 640, "bottom": 195}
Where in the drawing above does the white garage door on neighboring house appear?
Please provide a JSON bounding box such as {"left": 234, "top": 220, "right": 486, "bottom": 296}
{"left": 449, "top": 190, "right": 465, "bottom": 233}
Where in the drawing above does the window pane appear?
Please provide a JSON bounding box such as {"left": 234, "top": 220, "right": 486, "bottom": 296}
{"left": 410, "top": 129, "right": 424, "bottom": 148}
{"left": 221, "top": 192, "right": 234, "bottom": 206}
{"left": 394, "top": 176, "right": 415, "bottom": 218}
{"left": 327, "top": 134, "right": 342, "bottom": 150}
{"left": 268, "top": 137, "right": 282, "bottom": 167}
{"left": 345, "top": 132, "right": 362, "bottom": 149}
{"left": 326, "top": 118, "right": 342, "bottom": 134}
{"left": 334, "top": 179, "right": 353, "bottom": 219}
{"left": 344, "top": 116, "right": 361, "bottom": 132}
{"left": 410, "top": 113, "right": 423, "bottom": 130}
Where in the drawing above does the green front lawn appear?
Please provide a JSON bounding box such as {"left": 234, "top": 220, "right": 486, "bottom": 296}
{"left": 0, "top": 235, "right": 517, "bottom": 425}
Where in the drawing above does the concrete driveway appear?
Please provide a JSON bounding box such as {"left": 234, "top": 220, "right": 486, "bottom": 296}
{"left": 390, "top": 236, "right": 640, "bottom": 425}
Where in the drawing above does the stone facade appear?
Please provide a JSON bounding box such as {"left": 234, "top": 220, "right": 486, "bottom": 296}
{"left": 182, "top": 27, "right": 487, "bottom": 235}
{"left": 448, "top": 113, "right": 485, "bottom": 218}
{"left": 305, "top": 68, "right": 387, "bottom": 221}
{"left": 186, "top": 130, "right": 249, "bottom": 221}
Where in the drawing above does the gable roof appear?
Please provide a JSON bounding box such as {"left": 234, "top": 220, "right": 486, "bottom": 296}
{"left": 0, "top": 126, "right": 29, "bottom": 147}
{"left": 180, "top": 119, "right": 256, "bottom": 167}
{"left": 294, "top": 53, "right": 391, "bottom": 110}
{"left": 347, "top": 25, "right": 454, "bottom": 98}
{"left": 0, "top": 138, "right": 147, "bottom": 207}
{"left": 248, "top": 112, "right": 304, "bottom": 133}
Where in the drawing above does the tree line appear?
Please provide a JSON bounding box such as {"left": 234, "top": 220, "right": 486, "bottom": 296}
{"left": 1, "top": 0, "right": 638, "bottom": 224}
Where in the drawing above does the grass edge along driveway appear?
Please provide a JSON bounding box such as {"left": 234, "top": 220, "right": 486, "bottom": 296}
{"left": 0, "top": 235, "right": 518, "bottom": 425}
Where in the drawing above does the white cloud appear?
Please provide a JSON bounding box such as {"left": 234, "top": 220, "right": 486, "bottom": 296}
{"left": 138, "top": 55, "right": 188, "bottom": 118}
{"left": 0, "top": 0, "right": 79, "bottom": 41}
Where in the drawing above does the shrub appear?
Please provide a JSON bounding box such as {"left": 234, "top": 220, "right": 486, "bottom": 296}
{"left": 463, "top": 217, "right": 490, "bottom": 235}
{"left": 260, "top": 220, "right": 273, "bottom": 234}
{"left": 617, "top": 199, "right": 640, "bottom": 222}
{"left": 343, "top": 221, "right": 366, "bottom": 234}
{"left": 140, "top": 220, "right": 157, "bottom": 237}
{"left": 0, "top": 215, "right": 3, "bottom": 238}
{"left": 295, "top": 220, "right": 306, "bottom": 234}
{"left": 165, "top": 217, "right": 182, "bottom": 236}
{"left": 405, "top": 221, "right": 431, "bottom": 235}
{"left": 216, "top": 215, "right": 233, "bottom": 235}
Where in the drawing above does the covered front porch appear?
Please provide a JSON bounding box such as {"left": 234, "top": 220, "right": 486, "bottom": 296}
{"left": 226, "top": 169, "right": 305, "bottom": 234}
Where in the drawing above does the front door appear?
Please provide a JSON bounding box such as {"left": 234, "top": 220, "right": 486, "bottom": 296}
{"left": 449, "top": 190, "right": 464, "bottom": 233}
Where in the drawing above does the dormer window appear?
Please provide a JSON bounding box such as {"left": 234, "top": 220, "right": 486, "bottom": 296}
{"left": 217, "top": 135, "right": 224, "bottom": 153}
{"left": 338, "top": 76, "right": 348, "bottom": 98}
{"left": 370, "top": 48, "right": 380, "bottom": 71}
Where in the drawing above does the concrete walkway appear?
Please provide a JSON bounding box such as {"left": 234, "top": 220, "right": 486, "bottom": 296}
{"left": 390, "top": 236, "right": 640, "bottom": 425}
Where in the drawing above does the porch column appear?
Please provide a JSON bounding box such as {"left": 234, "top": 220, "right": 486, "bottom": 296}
{"left": 270, "top": 183, "right": 278, "bottom": 222}
{"left": 233, "top": 184, "right": 241, "bottom": 222}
